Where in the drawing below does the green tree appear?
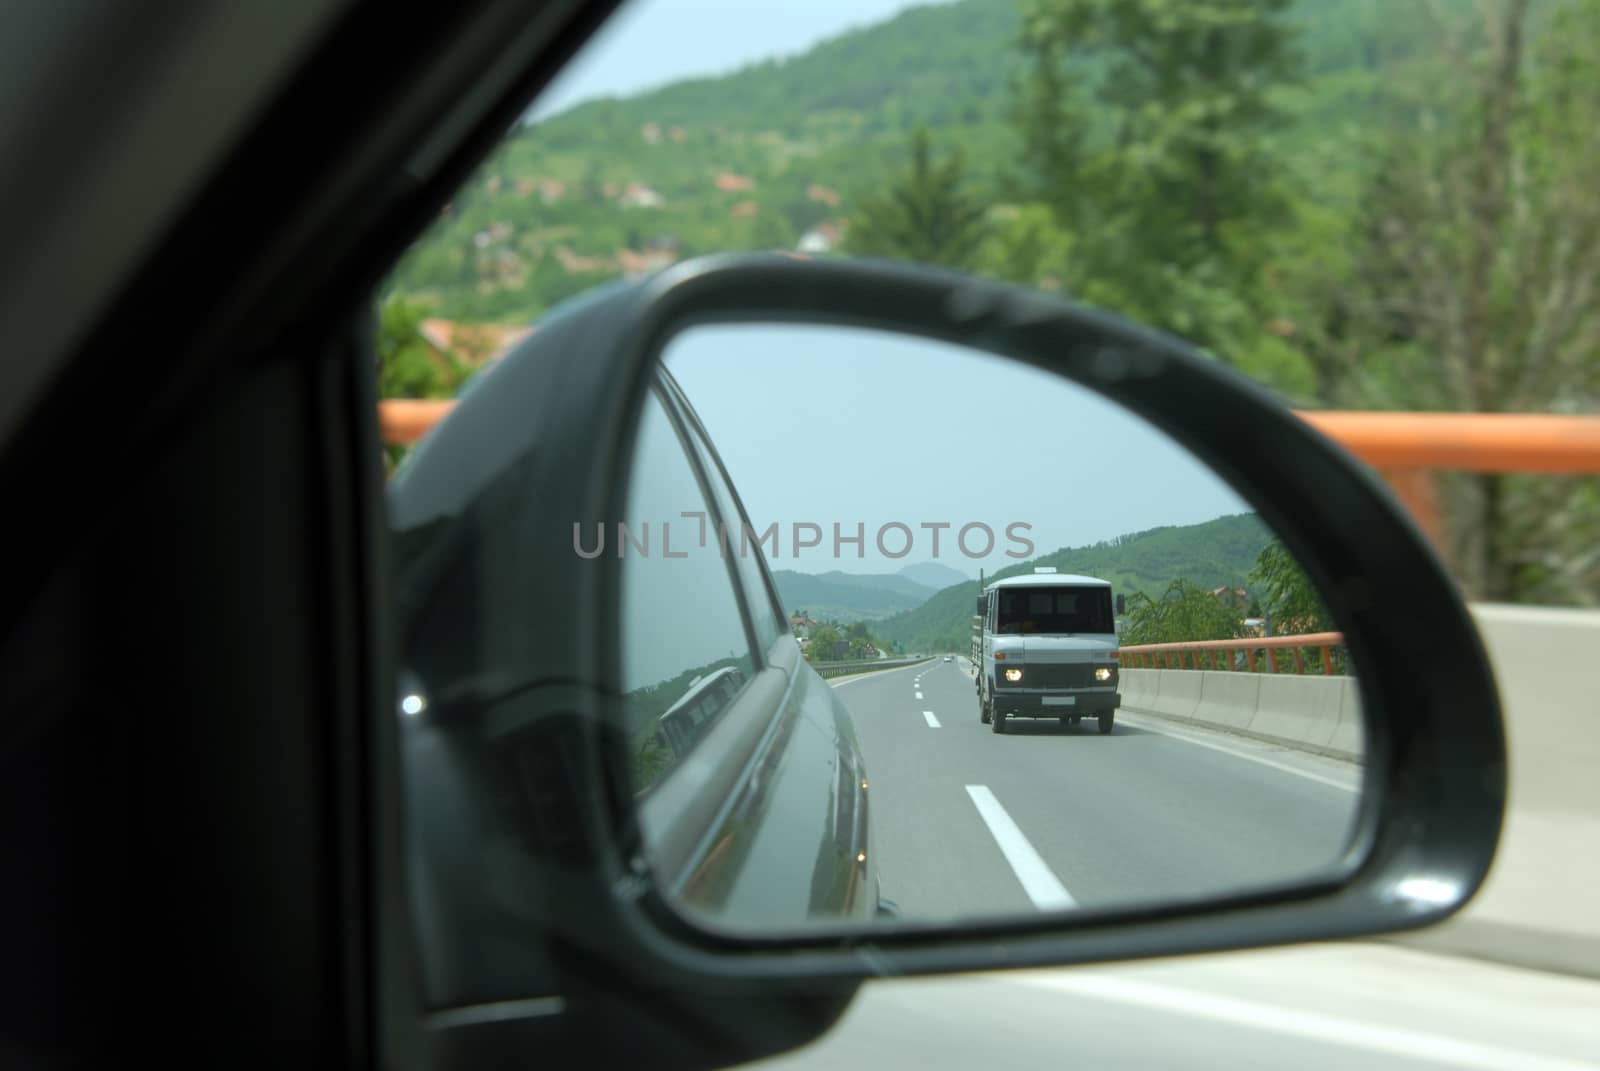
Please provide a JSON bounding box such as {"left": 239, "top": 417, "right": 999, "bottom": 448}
{"left": 376, "top": 294, "right": 468, "bottom": 473}
{"left": 1010, "top": 0, "right": 1300, "bottom": 354}
{"left": 1249, "top": 540, "right": 1332, "bottom": 635}
{"left": 807, "top": 626, "right": 845, "bottom": 661}
{"left": 1320, "top": 0, "right": 1600, "bottom": 604}
{"left": 845, "top": 126, "right": 990, "bottom": 270}
{"left": 377, "top": 295, "right": 463, "bottom": 400}
{"left": 1119, "top": 578, "right": 1246, "bottom": 646}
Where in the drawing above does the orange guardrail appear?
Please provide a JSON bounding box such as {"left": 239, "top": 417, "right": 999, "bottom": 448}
{"left": 1295, "top": 411, "right": 1600, "bottom": 552}
{"left": 377, "top": 400, "right": 1600, "bottom": 550}
{"left": 1297, "top": 412, "right": 1600, "bottom": 474}
{"left": 379, "top": 401, "right": 1600, "bottom": 471}
{"left": 379, "top": 399, "right": 455, "bottom": 446}
{"left": 1117, "top": 632, "right": 1346, "bottom": 675}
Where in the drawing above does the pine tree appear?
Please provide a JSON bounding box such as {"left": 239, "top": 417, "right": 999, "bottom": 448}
{"left": 845, "top": 127, "right": 989, "bottom": 271}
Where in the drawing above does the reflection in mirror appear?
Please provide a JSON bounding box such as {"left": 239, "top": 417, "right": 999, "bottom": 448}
{"left": 616, "top": 323, "right": 1365, "bottom": 935}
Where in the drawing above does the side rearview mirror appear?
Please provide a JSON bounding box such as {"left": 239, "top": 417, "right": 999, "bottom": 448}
{"left": 385, "top": 254, "right": 1504, "bottom": 1066}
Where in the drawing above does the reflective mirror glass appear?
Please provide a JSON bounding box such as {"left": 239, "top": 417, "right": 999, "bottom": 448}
{"left": 615, "top": 322, "right": 1366, "bottom": 934}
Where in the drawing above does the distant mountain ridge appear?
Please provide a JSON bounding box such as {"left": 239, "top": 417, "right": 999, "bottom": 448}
{"left": 897, "top": 561, "right": 969, "bottom": 590}
{"left": 772, "top": 568, "right": 935, "bottom": 623}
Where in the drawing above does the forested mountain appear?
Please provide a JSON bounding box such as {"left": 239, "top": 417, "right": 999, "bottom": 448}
{"left": 871, "top": 514, "right": 1272, "bottom": 653}
{"left": 380, "top": 0, "right": 1600, "bottom": 608}
{"left": 386, "top": 0, "right": 1453, "bottom": 324}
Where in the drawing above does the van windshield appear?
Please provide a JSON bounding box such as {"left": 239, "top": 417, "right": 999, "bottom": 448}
{"left": 996, "top": 586, "right": 1114, "bottom": 635}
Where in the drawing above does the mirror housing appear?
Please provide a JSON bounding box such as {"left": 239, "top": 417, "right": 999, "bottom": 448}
{"left": 386, "top": 253, "right": 1504, "bottom": 1062}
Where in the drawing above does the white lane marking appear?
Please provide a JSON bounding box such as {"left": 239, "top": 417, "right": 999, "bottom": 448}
{"left": 915, "top": 691, "right": 924, "bottom": 699}
{"left": 923, "top": 710, "right": 941, "bottom": 728}
{"left": 1017, "top": 974, "right": 1600, "bottom": 1071}
{"left": 964, "top": 785, "right": 1076, "bottom": 910}
{"left": 1120, "top": 714, "right": 1359, "bottom": 794}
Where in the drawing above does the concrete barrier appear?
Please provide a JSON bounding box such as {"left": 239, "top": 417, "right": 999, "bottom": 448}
{"left": 1125, "top": 606, "right": 1600, "bottom": 978}
{"left": 1119, "top": 667, "right": 1159, "bottom": 711}
{"left": 1193, "top": 673, "right": 1263, "bottom": 733}
{"left": 1252, "top": 674, "right": 1344, "bottom": 749}
{"left": 1329, "top": 676, "right": 1365, "bottom": 757}
{"left": 1149, "top": 669, "right": 1202, "bottom": 720}
{"left": 1121, "top": 667, "right": 1360, "bottom": 762}
{"left": 1391, "top": 604, "right": 1600, "bottom": 977}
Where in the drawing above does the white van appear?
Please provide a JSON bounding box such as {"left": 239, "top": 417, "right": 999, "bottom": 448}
{"left": 976, "top": 568, "right": 1121, "bottom": 735}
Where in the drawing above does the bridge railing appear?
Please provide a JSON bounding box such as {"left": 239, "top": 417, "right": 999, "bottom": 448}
{"left": 1117, "top": 632, "right": 1346, "bottom": 675}
{"left": 379, "top": 401, "right": 1600, "bottom": 555}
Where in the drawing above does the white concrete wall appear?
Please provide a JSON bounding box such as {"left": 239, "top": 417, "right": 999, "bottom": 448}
{"left": 1124, "top": 605, "right": 1600, "bottom": 975}
{"left": 1397, "top": 604, "right": 1600, "bottom": 976}
{"left": 1120, "top": 666, "right": 1362, "bottom": 761}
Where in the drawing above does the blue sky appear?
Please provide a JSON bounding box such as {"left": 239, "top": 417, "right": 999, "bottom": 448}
{"left": 530, "top": 0, "right": 945, "bottom": 118}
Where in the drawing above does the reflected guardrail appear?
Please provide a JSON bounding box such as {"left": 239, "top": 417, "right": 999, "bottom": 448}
{"left": 1117, "top": 632, "right": 1346, "bottom": 675}
{"left": 808, "top": 655, "right": 928, "bottom": 680}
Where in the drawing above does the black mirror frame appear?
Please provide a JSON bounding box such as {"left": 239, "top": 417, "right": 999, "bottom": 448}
{"left": 387, "top": 253, "right": 1504, "bottom": 1055}
{"left": 604, "top": 253, "right": 1503, "bottom": 961}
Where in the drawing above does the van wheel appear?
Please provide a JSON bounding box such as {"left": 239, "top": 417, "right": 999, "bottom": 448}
{"left": 992, "top": 707, "right": 1008, "bottom": 734}
{"left": 1068, "top": 715, "right": 1082, "bottom": 727}
{"left": 980, "top": 693, "right": 991, "bottom": 724}
{"left": 1098, "top": 713, "right": 1114, "bottom": 735}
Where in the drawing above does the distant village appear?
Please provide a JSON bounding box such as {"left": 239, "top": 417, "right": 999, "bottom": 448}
{"left": 453, "top": 119, "right": 849, "bottom": 293}
{"left": 787, "top": 613, "right": 884, "bottom": 662}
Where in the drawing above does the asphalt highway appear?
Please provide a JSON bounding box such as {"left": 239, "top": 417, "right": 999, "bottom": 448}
{"left": 833, "top": 658, "right": 1362, "bottom": 921}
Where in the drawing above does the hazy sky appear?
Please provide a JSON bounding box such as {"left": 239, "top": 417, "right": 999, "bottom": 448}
{"left": 663, "top": 325, "right": 1252, "bottom": 578}
{"left": 529, "top": 0, "right": 945, "bottom": 118}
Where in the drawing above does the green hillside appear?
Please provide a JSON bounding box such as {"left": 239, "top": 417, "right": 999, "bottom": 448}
{"left": 387, "top": 0, "right": 1456, "bottom": 324}
{"left": 872, "top": 513, "right": 1272, "bottom": 653}
{"left": 772, "top": 569, "right": 934, "bottom": 624}
{"left": 380, "top": 0, "right": 1600, "bottom": 611}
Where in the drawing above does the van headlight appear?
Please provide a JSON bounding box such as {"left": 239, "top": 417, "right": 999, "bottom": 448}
{"left": 1095, "top": 667, "right": 1113, "bottom": 682}
{"left": 1004, "top": 668, "right": 1023, "bottom": 682}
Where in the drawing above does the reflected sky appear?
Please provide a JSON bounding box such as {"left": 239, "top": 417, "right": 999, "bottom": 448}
{"left": 663, "top": 324, "right": 1250, "bottom": 577}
